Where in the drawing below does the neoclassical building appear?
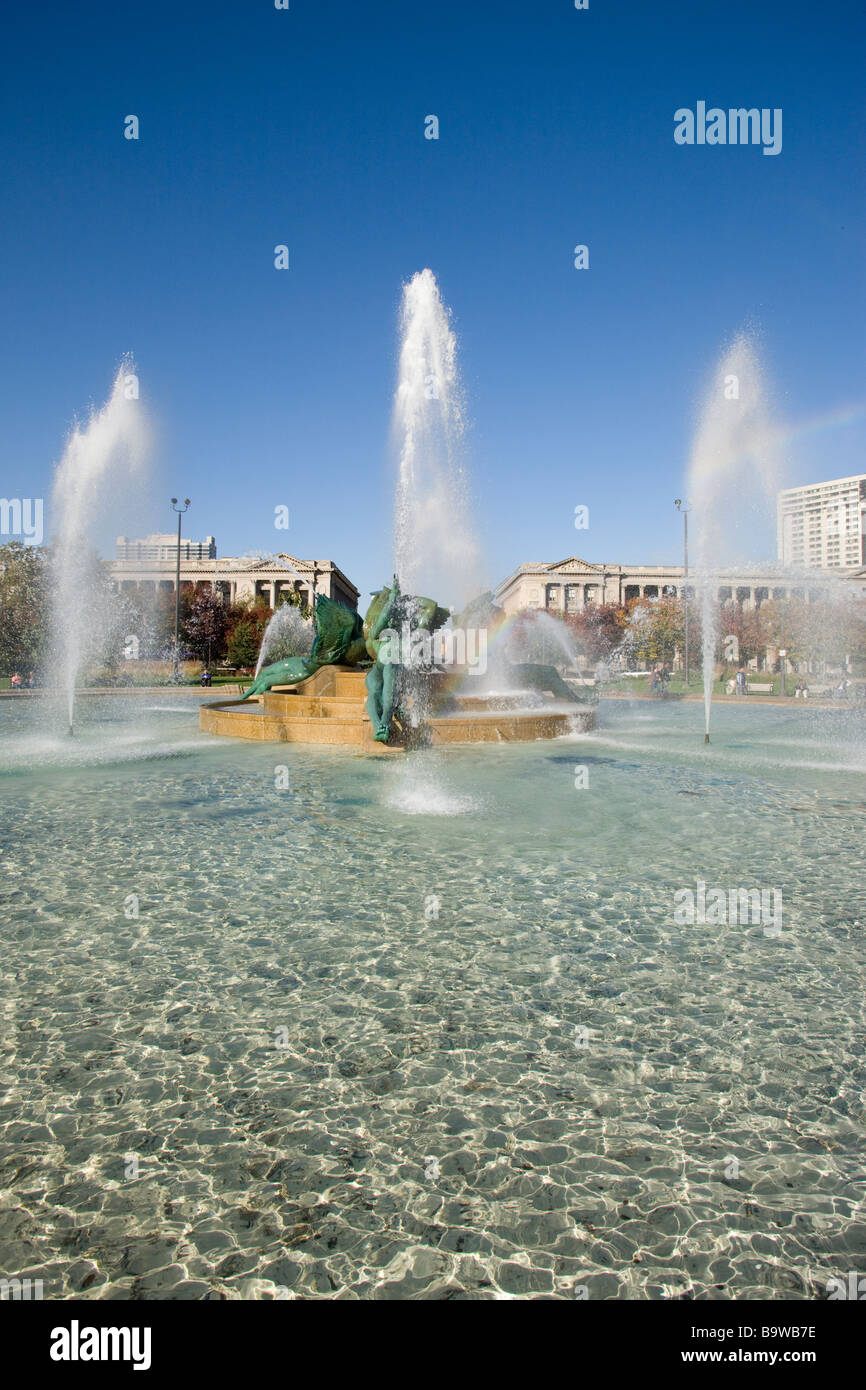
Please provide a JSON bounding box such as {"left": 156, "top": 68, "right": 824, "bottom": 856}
{"left": 494, "top": 556, "right": 866, "bottom": 614}
{"left": 110, "top": 535, "right": 359, "bottom": 610}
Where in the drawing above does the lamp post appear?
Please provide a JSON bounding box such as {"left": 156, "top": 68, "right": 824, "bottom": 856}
{"left": 674, "top": 499, "right": 691, "bottom": 687}
{"left": 170, "top": 498, "right": 190, "bottom": 682}
{"left": 779, "top": 648, "right": 787, "bottom": 697}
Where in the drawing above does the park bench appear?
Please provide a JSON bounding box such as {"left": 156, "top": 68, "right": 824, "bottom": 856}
{"left": 746, "top": 682, "right": 775, "bottom": 694}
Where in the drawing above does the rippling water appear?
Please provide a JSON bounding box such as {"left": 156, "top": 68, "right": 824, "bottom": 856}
{"left": 1, "top": 696, "right": 864, "bottom": 1300}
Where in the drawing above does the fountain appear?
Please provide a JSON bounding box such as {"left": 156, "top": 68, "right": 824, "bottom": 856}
{"left": 200, "top": 273, "right": 594, "bottom": 748}
{"left": 49, "top": 359, "right": 150, "bottom": 733}
{"left": 254, "top": 601, "right": 314, "bottom": 679}
{"left": 4, "top": 297, "right": 865, "bottom": 1309}
{"left": 686, "top": 332, "right": 782, "bottom": 742}
{"left": 501, "top": 608, "right": 580, "bottom": 673}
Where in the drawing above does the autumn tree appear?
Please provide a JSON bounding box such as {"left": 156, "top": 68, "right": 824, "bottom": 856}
{"left": 561, "top": 603, "right": 628, "bottom": 664}
{"left": 717, "top": 602, "right": 767, "bottom": 669}
{"left": 621, "top": 597, "right": 684, "bottom": 668}
{"left": 184, "top": 585, "right": 230, "bottom": 665}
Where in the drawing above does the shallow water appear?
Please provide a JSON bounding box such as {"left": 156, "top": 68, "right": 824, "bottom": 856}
{"left": 1, "top": 696, "right": 864, "bottom": 1300}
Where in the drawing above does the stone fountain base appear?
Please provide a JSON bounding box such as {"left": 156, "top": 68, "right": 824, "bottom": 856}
{"left": 198, "top": 665, "right": 594, "bottom": 751}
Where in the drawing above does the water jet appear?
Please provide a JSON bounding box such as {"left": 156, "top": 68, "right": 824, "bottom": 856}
{"left": 48, "top": 359, "right": 150, "bottom": 732}
{"left": 686, "top": 332, "right": 781, "bottom": 744}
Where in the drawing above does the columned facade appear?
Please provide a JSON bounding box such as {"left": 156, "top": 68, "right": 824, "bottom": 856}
{"left": 496, "top": 557, "right": 866, "bottom": 615}
{"left": 109, "top": 542, "right": 360, "bottom": 611}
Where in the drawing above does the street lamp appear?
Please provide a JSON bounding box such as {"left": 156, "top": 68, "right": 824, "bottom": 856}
{"left": 170, "top": 497, "right": 190, "bottom": 682}
{"left": 779, "top": 648, "right": 787, "bottom": 697}
{"left": 675, "top": 499, "right": 691, "bottom": 686}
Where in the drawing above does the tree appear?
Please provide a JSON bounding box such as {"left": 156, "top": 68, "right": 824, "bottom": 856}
{"left": 799, "top": 598, "right": 866, "bottom": 673}
{"left": 621, "top": 596, "right": 684, "bottom": 667}
{"left": 184, "top": 585, "right": 230, "bottom": 665}
{"left": 226, "top": 620, "right": 262, "bottom": 670}
{"left": 63, "top": 547, "right": 139, "bottom": 682}
{"left": 562, "top": 603, "right": 628, "bottom": 664}
{"left": 277, "top": 588, "right": 313, "bottom": 622}
{"left": 759, "top": 596, "right": 866, "bottom": 676}
{"left": 132, "top": 584, "right": 197, "bottom": 659}
{"left": 0, "top": 542, "right": 49, "bottom": 674}
{"left": 761, "top": 598, "right": 819, "bottom": 671}
{"left": 841, "top": 600, "right": 866, "bottom": 674}
{"left": 224, "top": 596, "right": 271, "bottom": 669}
{"left": 717, "top": 602, "right": 767, "bottom": 670}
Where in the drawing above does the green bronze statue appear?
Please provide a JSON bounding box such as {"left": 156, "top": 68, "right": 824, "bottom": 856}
{"left": 363, "top": 576, "right": 450, "bottom": 741}
{"left": 363, "top": 578, "right": 400, "bottom": 741}
{"left": 239, "top": 595, "right": 367, "bottom": 699}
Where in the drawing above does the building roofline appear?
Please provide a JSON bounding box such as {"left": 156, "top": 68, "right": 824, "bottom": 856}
{"left": 778, "top": 472, "right": 866, "bottom": 497}
{"left": 494, "top": 558, "right": 864, "bottom": 598}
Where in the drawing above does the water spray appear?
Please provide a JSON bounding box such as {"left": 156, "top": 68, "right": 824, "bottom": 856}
{"left": 393, "top": 268, "right": 479, "bottom": 605}
{"left": 50, "top": 359, "right": 149, "bottom": 736}
{"left": 685, "top": 332, "right": 781, "bottom": 745}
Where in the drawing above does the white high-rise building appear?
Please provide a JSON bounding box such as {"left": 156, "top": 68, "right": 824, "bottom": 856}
{"left": 777, "top": 473, "right": 866, "bottom": 569}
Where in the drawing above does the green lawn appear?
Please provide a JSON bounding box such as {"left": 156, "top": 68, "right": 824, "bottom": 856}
{"left": 604, "top": 674, "right": 784, "bottom": 697}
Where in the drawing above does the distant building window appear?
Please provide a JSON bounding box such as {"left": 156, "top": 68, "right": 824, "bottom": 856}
{"left": 116, "top": 533, "right": 217, "bottom": 563}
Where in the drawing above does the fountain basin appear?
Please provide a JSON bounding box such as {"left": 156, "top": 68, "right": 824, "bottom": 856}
{"left": 198, "top": 665, "right": 595, "bottom": 749}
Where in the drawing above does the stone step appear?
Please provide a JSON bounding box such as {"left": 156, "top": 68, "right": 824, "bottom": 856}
{"left": 428, "top": 711, "right": 587, "bottom": 742}
{"left": 199, "top": 701, "right": 402, "bottom": 751}
{"left": 450, "top": 694, "right": 541, "bottom": 711}
{"left": 261, "top": 693, "right": 365, "bottom": 718}
{"left": 334, "top": 671, "right": 369, "bottom": 697}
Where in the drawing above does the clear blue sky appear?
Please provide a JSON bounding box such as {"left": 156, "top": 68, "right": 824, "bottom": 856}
{"left": 1, "top": 0, "right": 863, "bottom": 600}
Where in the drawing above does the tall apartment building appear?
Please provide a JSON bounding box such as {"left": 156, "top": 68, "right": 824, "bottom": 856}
{"left": 777, "top": 474, "right": 866, "bottom": 569}
{"left": 116, "top": 533, "right": 217, "bottom": 563}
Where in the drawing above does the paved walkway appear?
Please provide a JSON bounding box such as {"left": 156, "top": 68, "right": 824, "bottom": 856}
{"left": 0, "top": 685, "right": 246, "bottom": 700}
